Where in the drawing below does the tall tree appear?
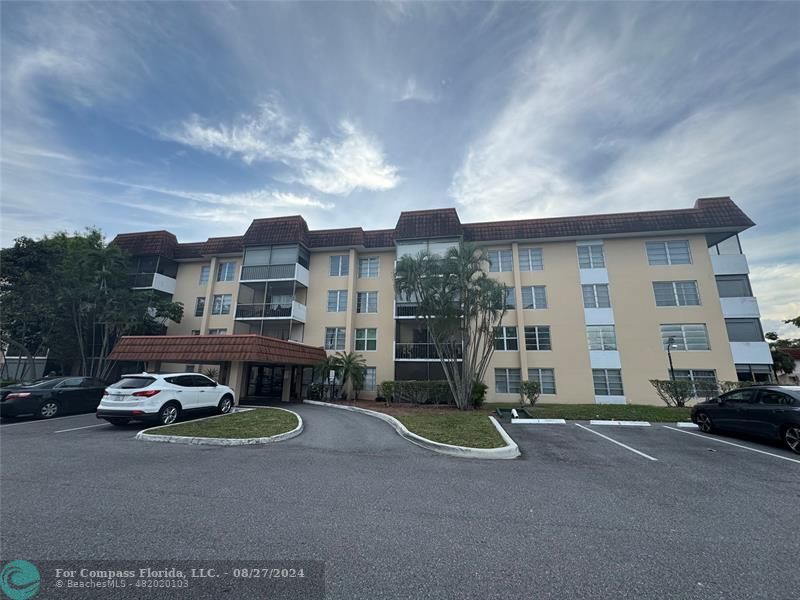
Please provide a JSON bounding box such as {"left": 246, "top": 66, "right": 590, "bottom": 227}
{"left": 395, "top": 244, "right": 507, "bottom": 410}
{"left": 1, "top": 230, "right": 183, "bottom": 380}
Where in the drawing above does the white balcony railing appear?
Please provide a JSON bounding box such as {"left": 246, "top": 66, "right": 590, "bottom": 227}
{"left": 720, "top": 296, "right": 760, "bottom": 318}
{"left": 235, "top": 301, "right": 307, "bottom": 323}
{"left": 239, "top": 263, "right": 310, "bottom": 286}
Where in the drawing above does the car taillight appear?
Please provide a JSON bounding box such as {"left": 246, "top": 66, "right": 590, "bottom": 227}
{"left": 132, "top": 390, "right": 160, "bottom": 397}
{"left": 6, "top": 392, "right": 31, "bottom": 399}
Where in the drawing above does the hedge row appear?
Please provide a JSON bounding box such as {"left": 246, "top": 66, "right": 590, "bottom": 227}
{"left": 378, "top": 380, "right": 455, "bottom": 405}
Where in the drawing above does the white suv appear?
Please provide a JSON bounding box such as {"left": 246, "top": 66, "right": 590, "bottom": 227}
{"left": 96, "top": 373, "right": 235, "bottom": 426}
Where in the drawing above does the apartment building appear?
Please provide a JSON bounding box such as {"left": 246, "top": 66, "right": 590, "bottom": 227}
{"left": 111, "top": 197, "right": 773, "bottom": 405}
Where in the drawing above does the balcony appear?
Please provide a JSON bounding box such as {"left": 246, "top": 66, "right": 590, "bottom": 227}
{"left": 395, "top": 302, "right": 419, "bottom": 318}
{"left": 235, "top": 301, "right": 307, "bottom": 323}
{"left": 240, "top": 263, "right": 310, "bottom": 286}
{"left": 729, "top": 341, "right": 772, "bottom": 365}
{"left": 395, "top": 342, "right": 463, "bottom": 361}
{"left": 128, "top": 272, "right": 176, "bottom": 295}
{"left": 720, "top": 296, "right": 760, "bottom": 318}
{"left": 711, "top": 254, "right": 749, "bottom": 275}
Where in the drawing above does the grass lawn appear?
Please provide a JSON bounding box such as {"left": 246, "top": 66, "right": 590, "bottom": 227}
{"left": 143, "top": 408, "right": 298, "bottom": 439}
{"left": 397, "top": 413, "right": 505, "bottom": 448}
{"left": 486, "top": 403, "right": 692, "bottom": 422}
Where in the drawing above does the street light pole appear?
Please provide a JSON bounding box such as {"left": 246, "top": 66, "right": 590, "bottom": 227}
{"left": 666, "top": 336, "right": 676, "bottom": 381}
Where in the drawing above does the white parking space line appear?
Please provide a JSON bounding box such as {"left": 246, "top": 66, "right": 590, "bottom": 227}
{"left": 54, "top": 424, "right": 108, "bottom": 433}
{"left": 0, "top": 414, "right": 95, "bottom": 428}
{"left": 575, "top": 424, "right": 658, "bottom": 461}
{"left": 663, "top": 426, "right": 800, "bottom": 465}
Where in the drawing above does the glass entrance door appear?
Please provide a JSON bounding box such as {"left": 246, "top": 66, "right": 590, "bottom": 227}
{"left": 246, "top": 365, "right": 285, "bottom": 399}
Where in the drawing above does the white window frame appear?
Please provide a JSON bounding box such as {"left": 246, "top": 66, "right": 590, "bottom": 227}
{"left": 211, "top": 294, "right": 232, "bottom": 315}
{"left": 577, "top": 244, "right": 605, "bottom": 269}
{"left": 356, "top": 291, "right": 378, "bottom": 314}
{"left": 199, "top": 265, "right": 210, "bottom": 285}
{"left": 582, "top": 284, "right": 610, "bottom": 308}
{"left": 521, "top": 285, "right": 547, "bottom": 309}
{"left": 519, "top": 247, "right": 543, "bottom": 271}
{"left": 217, "top": 262, "right": 237, "bottom": 282}
{"left": 354, "top": 328, "right": 377, "bottom": 352}
{"left": 364, "top": 367, "right": 377, "bottom": 392}
{"left": 488, "top": 249, "right": 513, "bottom": 272}
{"left": 653, "top": 281, "right": 700, "bottom": 307}
{"left": 208, "top": 328, "right": 227, "bottom": 335}
{"left": 673, "top": 369, "right": 717, "bottom": 396}
{"left": 358, "top": 257, "right": 380, "bottom": 278}
{"left": 494, "top": 326, "right": 518, "bottom": 351}
{"left": 524, "top": 326, "right": 552, "bottom": 351}
{"left": 495, "top": 368, "right": 521, "bottom": 394}
{"left": 646, "top": 240, "right": 692, "bottom": 265}
{"left": 528, "top": 368, "right": 556, "bottom": 394}
{"left": 661, "top": 324, "right": 710, "bottom": 351}
{"left": 587, "top": 325, "right": 617, "bottom": 351}
{"left": 330, "top": 255, "right": 349, "bottom": 277}
{"left": 324, "top": 327, "right": 346, "bottom": 350}
{"left": 593, "top": 369, "right": 624, "bottom": 395}
{"left": 327, "top": 290, "right": 348, "bottom": 312}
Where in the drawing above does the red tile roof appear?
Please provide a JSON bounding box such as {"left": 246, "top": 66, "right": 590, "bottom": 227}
{"left": 112, "top": 197, "right": 755, "bottom": 257}
{"left": 109, "top": 335, "right": 327, "bottom": 365}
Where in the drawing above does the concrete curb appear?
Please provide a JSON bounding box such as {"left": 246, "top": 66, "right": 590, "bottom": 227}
{"left": 676, "top": 422, "right": 699, "bottom": 429}
{"left": 511, "top": 418, "right": 567, "bottom": 425}
{"left": 135, "top": 406, "right": 303, "bottom": 446}
{"left": 303, "top": 400, "right": 520, "bottom": 459}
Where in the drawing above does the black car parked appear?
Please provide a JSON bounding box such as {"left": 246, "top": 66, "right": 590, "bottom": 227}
{"left": 0, "top": 377, "right": 107, "bottom": 419}
{"left": 691, "top": 385, "right": 800, "bottom": 454}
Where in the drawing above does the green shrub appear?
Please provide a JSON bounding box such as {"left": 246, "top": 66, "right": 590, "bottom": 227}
{"left": 650, "top": 379, "right": 694, "bottom": 408}
{"left": 470, "top": 380, "right": 488, "bottom": 408}
{"left": 308, "top": 383, "right": 324, "bottom": 401}
{"left": 519, "top": 380, "right": 541, "bottom": 407}
{"left": 384, "top": 380, "right": 454, "bottom": 405}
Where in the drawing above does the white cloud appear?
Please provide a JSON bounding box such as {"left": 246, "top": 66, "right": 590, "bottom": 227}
{"left": 750, "top": 263, "right": 800, "bottom": 338}
{"left": 396, "top": 78, "right": 440, "bottom": 104}
{"left": 163, "top": 101, "right": 401, "bottom": 196}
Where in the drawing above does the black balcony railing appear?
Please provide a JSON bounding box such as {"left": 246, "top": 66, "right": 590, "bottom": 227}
{"left": 240, "top": 264, "right": 296, "bottom": 281}
{"left": 395, "top": 342, "right": 463, "bottom": 360}
{"left": 395, "top": 303, "right": 419, "bottom": 317}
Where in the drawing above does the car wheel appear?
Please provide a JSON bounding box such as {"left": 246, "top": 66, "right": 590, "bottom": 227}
{"left": 783, "top": 425, "right": 800, "bottom": 455}
{"left": 158, "top": 403, "right": 180, "bottom": 426}
{"left": 218, "top": 395, "right": 234, "bottom": 415}
{"left": 106, "top": 418, "right": 130, "bottom": 427}
{"left": 695, "top": 412, "right": 714, "bottom": 433}
{"left": 38, "top": 400, "right": 60, "bottom": 419}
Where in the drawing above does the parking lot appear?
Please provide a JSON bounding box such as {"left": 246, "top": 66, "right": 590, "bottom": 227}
{"left": 1, "top": 407, "right": 798, "bottom": 599}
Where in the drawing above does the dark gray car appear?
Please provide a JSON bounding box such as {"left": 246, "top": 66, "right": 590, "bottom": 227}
{"left": 691, "top": 385, "right": 800, "bottom": 454}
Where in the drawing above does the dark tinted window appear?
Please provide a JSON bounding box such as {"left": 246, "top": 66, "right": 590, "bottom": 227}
{"left": 759, "top": 390, "right": 795, "bottom": 406}
{"left": 724, "top": 389, "right": 756, "bottom": 404}
{"left": 191, "top": 375, "right": 216, "bottom": 387}
{"left": 110, "top": 377, "right": 156, "bottom": 389}
{"left": 25, "top": 378, "right": 64, "bottom": 389}
{"left": 82, "top": 378, "right": 106, "bottom": 388}
{"left": 165, "top": 375, "right": 195, "bottom": 387}
{"left": 58, "top": 378, "right": 84, "bottom": 388}
{"left": 725, "top": 319, "right": 763, "bottom": 342}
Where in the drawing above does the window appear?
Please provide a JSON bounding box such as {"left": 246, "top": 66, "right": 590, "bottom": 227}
{"left": 494, "top": 327, "right": 518, "bottom": 351}
{"left": 661, "top": 324, "right": 710, "bottom": 350}
{"left": 208, "top": 328, "right": 227, "bottom": 335}
{"left": 524, "top": 326, "right": 551, "bottom": 351}
{"left": 528, "top": 368, "right": 556, "bottom": 394}
{"left": 184, "top": 365, "right": 195, "bottom": 372}
{"left": 495, "top": 368, "right": 521, "bottom": 394}
{"left": 488, "top": 249, "right": 513, "bottom": 272}
{"left": 199, "top": 265, "right": 210, "bottom": 284}
{"left": 194, "top": 297, "right": 205, "bottom": 317}
{"left": 356, "top": 291, "right": 378, "bottom": 313}
{"left": 217, "top": 262, "right": 236, "bottom": 282}
{"left": 505, "top": 287, "right": 516, "bottom": 309}
{"left": 364, "top": 367, "right": 377, "bottom": 392}
{"left": 653, "top": 281, "right": 700, "bottom": 306}
{"left": 735, "top": 364, "right": 774, "bottom": 383}
{"left": 759, "top": 389, "right": 795, "bottom": 406}
{"left": 646, "top": 240, "right": 691, "bottom": 265}
{"left": 211, "top": 294, "right": 232, "bottom": 315}
{"left": 191, "top": 329, "right": 200, "bottom": 336}
{"left": 358, "top": 257, "right": 379, "bottom": 278}
{"left": 577, "top": 244, "right": 605, "bottom": 268}
{"left": 587, "top": 325, "right": 617, "bottom": 351}
{"left": 673, "top": 369, "right": 717, "bottom": 396}
{"left": 724, "top": 389, "right": 757, "bottom": 404}
{"left": 330, "top": 255, "right": 349, "bottom": 276}
{"left": 521, "top": 286, "right": 547, "bottom": 309}
{"left": 582, "top": 284, "right": 610, "bottom": 308}
{"left": 716, "top": 275, "right": 752, "bottom": 298}
{"left": 725, "top": 318, "right": 764, "bottom": 342}
{"left": 593, "top": 369, "right": 624, "bottom": 395}
{"left": 519, "top": 247, "right": 543, "bottom": 271}
{"left": 354, "top": 328, "right": 377, "bottom": 351}
{"left": 324, "top": 327, "right": 346, "bottom": 350}
{"left": 327, "top": 290, "right": 348, "bottom": 312}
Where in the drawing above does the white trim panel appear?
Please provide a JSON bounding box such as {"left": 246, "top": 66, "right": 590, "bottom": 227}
{"left": 584, "top": 308, "right": 615, "bottom": 325}
{"left": 589, "top": 350, "right": 621, "bottom": 369}
{"left": 720, "top": 296, "right": 760, "bottom": 318}
{"left": 595, "top": 395, "right": 627, "bottom": 405}
{"left": 579, "top": 268, "right": 609, "bottom": 285}
{"left": 711, "top": 254, "right": 749, "bottom": 275}
{"left": 152, "top": 273, "right": 177, "bottom": 295}
{"left": 729, "top": 341, "right": 772, "bottom": 364}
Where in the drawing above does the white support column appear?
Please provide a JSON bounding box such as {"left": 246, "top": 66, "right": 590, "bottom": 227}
{"left": 344, "top": 248, "right": 357, "bottom": 353}
{"left": 199, "top": 256, "right": 218, "bottom": 335}
{"left": 511, "top": 243, "right": 529, "bottom": 380}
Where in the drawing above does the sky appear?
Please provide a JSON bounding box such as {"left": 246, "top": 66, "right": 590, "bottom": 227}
{"left": 1, "top": 2, "right": 798, "bottom": 335}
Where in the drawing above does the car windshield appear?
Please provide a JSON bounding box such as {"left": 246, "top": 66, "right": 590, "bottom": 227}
{"left": 109, "top": 376, "right": 156, "bottom": 390}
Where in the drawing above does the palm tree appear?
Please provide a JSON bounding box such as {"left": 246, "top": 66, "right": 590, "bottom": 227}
{"left": 395, "top": 243, "right": 507, "bottom": 410}
{"left": 332, "top": 351, "right": 367, "bottom": 402}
